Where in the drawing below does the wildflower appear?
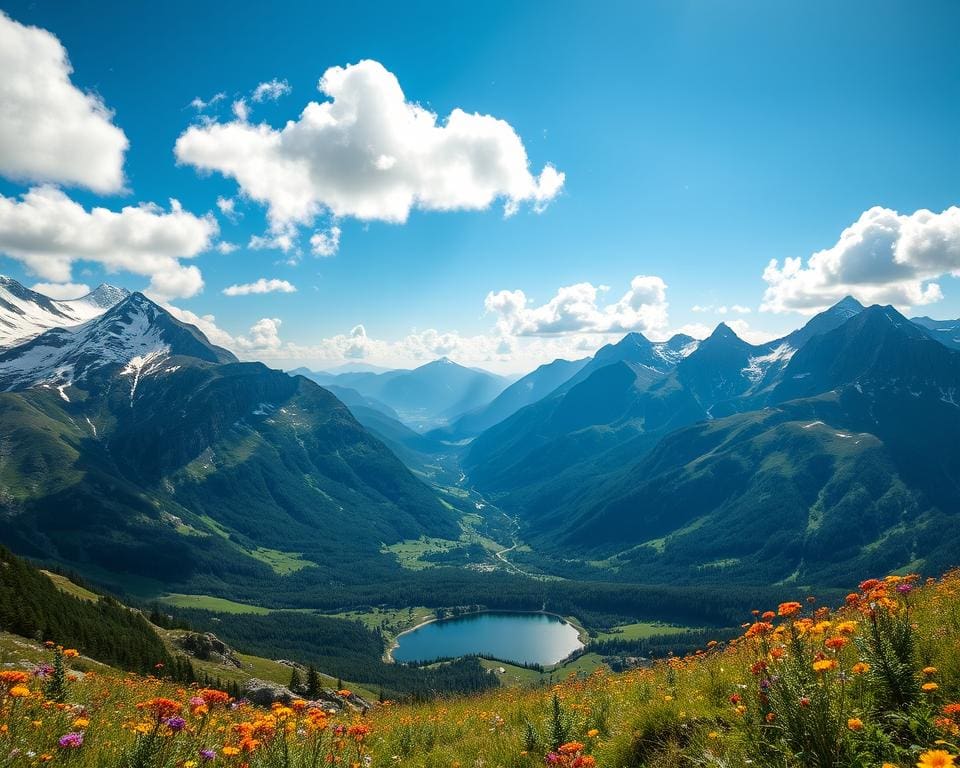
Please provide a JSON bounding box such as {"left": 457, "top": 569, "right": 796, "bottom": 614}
{"left": 859, "top": 579, "right": 881, "bottom": 592}
{"left": 165, "top": 716, "right": 188, "bottom": 732}
{"left": 572, "top": 757, "right": 595, "bottom": 768}
{"left": 923, "top": 683, "right": 940, "bottom": 692}
{"left": 916, "top": 750, "right": 956, "bottom": 768}
{"left": 72, "top": 717, "right": 90, "bottom": 728}
{"left": 9, "top": 685, "right": 31, "bottom": 697}
{"left": 62, "top": 649, "right": 79, "bottom": 659}
{"left": 222, "top": 746, "right": 240, "bottom": 756}
{"left": 199, "top": 748, "right": 216, "bottom": 761}
{"left": 198, "top": 689, "right": 232, "bottom": 707}
{"left": 924, "top": 667, "right": 939, "bottom": 676}
{"left": 0, "top": 671, "right": 30, "bottom": 687}
{"left": 587, "top": 728, "right": 599, "bottom": 738}
{"left": 852, "top": 662, "right": 871, "bottom": 674}
{"left": 558, "top": 742, "right": 584, "bottom": 755}
{"left": 847, "top": 718, "right": 863, "bottom": 731}
{"left": 812, "top": 659, "right": 837, "bottom": 673}
{"left": 347, "top": 724, "right": 371, "bottom": 741}
{"left": 825, "top": 636, "right": 848, "bottom": 650}
{"left": 745, "top": 622, "right": 773, "bottom": 638}
{"left": 836, "top": 620, "right": 857, "bottom": 635}
{"left": 138, "top": 697, "right": 182, "bottom": 720}
{"left": 337, "top": 689, "right": 352, "bottom": 698}
{"left": 58, "top": 733, "right": 84, "bottom": 749}
{"left": 778, "top": 602, "right": 802, "bottom": 617}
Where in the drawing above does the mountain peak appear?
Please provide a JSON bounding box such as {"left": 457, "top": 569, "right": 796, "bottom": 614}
{"left": 78, "top": 283, "right": 131, "bottom": 309}
{"left": 706, "top": 322, "right": 741, "bottom": 342}
{"left": 616, "top": 331, "right": 652, "bottom": 348}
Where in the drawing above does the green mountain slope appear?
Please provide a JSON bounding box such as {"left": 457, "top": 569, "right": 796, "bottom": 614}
{"left": 0, "top": 293, "right": 457, "bottom": 591}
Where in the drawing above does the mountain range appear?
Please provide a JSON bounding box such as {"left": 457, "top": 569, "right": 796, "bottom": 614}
{"left": 2, "top": 275, "right": 960, "bottom": 595}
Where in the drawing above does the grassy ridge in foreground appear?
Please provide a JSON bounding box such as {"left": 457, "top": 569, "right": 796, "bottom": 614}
{"left": 2, "top": 570, "right": 960, "bottom": 766}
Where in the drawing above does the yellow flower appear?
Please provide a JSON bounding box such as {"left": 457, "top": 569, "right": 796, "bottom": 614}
{"left": 73, "top": 717, "right": 90, "bottom": 728}
{"left": 852, "top": 662, "right": 871, "bottom": 674}
{"left": 587, "top": 728, "right": 599, "bottom": 738}
{"left": 924, "top": 667, "right": 939, "bottom": 675}
{"left": 222, "top": 746, "right": 240, "bottom": 756}
{"left": 812, "top": 659, "right": 837, "bottom": 673}
{"left": 916, "top": 750, "right": 956, "bottom": 768}
{"left": 62, "top": 649, "right": 79, "bottom": 659}
{"left": 924, "top": 682, "right": 940, "bottom": 692}
{"left": 8, "top": 685, "right": 30, "bottom": 698}
{"left": 847, "top": 717, "right": 863, "bottom": 731}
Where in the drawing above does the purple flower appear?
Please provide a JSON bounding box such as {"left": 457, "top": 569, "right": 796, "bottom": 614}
{"left": 58, "top": 733, "right": 84, "bottom": 749}
{"left": 164, "top": 716, "right": 187, "bottom": 732}
{"left": 190, "top": 696, "right": 206, "bottom": 708}
{"left": 897, "top": 583, "right": 913, "bottom": 594}
{"left": 199, "top": 748, "right": 216, "bottom": 761}
{"left": 33, "top": 664, "right": 53, "bottom": 679}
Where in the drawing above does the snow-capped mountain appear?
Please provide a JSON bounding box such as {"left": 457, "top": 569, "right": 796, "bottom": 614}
{"left": 0, "top": 276, "right": 130, "bottom": 349}
{"left": 0, "top": 292, "right": 235, "bottom": 397}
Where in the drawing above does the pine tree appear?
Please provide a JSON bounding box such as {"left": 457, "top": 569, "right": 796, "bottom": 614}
{"left": 289, "top": 668, "right": 303, "bottom": 694}
{"left": 306, "top": 666, "right": 321, "bottom": 698}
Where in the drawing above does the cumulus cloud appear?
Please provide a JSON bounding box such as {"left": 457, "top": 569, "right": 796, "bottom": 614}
{"left": 163, "top": 304, "right": 237, "bottom": 349}
{"left": 175, "top": 59, "right": 564, "bottom": 251}
{"left": 237, "top": 317, "right": 284, "bottom": 351}
{"left": 0, "top": 11, "right": 128, "bottom": 193}
{"left": 485, "top": 275, "right": 669, "bottom": 336}
{"left": 723, "top": 319, "right": 778, "bottom": 345}
{"left": 762, "top": 205, "right": 960, "bottom": 314}
{"left": 0, "top": 186, "right": 217, "bottom": 300}
{"left": 223, "top": 278, "right": 296, "bottom": 296}
{"left": 310, "top": 225, "right": 341, "bottom": 256}
{"left": 252, "top": 78, "right": 292, "bottom": 102}
{"left": 31, "top": 281, "right": 91, "bottom": 300}
{"left": 216, "top": 241, "right": 238, "bottom": 254}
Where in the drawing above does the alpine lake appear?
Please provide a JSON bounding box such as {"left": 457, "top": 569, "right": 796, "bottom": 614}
{"left": 391, "top": 611, "right": 584, "bottom": 666}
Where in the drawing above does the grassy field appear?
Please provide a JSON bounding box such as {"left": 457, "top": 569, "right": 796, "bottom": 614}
{"left": 40, "top": 570, "right": 100, "bottom": 602}
{"left": 594, "top": 620, "right": 694, "bottom": 641}
{"left": 158, "top": 593, "right": 272, "bottom": 614}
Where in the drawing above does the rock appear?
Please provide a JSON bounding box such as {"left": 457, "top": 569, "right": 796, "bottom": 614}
{"left": 175, "top": 632, "right": 241, "bottom": 668}
{"left": 241, "top": 678, "right": 297, "bottom": 706}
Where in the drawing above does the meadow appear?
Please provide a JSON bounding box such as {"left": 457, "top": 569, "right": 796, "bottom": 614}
{"left": 2, "top": 570, "right": 959, "bottom": 767}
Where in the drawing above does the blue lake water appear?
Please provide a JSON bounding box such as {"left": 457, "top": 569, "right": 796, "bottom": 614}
{"left": 392, "top": 612, "right": 583, "bottom": 665}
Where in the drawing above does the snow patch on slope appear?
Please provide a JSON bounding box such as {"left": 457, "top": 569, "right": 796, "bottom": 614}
{"left": 742, "top": 343, "right": 795, "bottom": 384}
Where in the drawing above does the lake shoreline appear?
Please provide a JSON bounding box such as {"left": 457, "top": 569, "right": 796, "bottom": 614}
{"left": 385, "top": 608, "right": 588, "bottom": 667}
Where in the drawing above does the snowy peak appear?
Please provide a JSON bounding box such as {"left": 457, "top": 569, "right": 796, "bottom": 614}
{"left": 0, "top": 292, "right": 236, "bottom": 396}
{"left": 0, "top": 276, "right": 128, "bottom": 350}
{"left": 80, "top": 283, "right": 131, "bottom": 309}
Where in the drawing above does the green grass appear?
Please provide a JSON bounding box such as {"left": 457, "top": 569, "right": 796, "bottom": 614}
{"left": 594, "top": 621, "right": 694, "bottom": 641}
{"left": 247, "top": 547, "right": 314, "bottom": 575}
{"left": 159, "top": 593, "right": 271, "bottom": 614}
{"left": 40, "top": 570, "right": 100, "bottom": 602}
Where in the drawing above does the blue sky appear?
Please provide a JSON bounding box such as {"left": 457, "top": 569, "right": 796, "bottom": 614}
{"left": 1, "top": 1, "right": 959, "bottom": 372}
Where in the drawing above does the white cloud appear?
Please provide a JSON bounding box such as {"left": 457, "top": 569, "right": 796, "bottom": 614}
{"left": 190, "top": 92, "right": 225, "bottom": 111}
{"left": 252, "top": 79, "right": 292, "bottom": 102}
{"left": 485, "top": 275, "right": 669, "bottom": 336}
{"left": 0, "top": 11, "right": 128, "bottom": 193}
{"left": 216, "top": 195, "right": 239, "bottom": 221}
{"left": 231, "top": 98, "right": 250, "bottom": 122}
{"left": 216, "top": 241, "right": 238, "bottom": 254}
{"left": 730, "top": 304, "right": 751, "bottom": 314}
{"left": 223, "top": 278, "right": 296, "bottom": 296}
{"left": 762, "top": 205, "right": 960, "bottom": 315}
{"left": 164, "top": 304, "right": 237, "bottom": 349}
{"left": 30, "top": 281, "right": 90, "bottom": 300}
{"left": 310, "top": 225, "right": 341, "bottom": 257}
{"left": 249, "top": 229, "right": 296, "bottom": 253}
{"left": 175, "top": 59, "right": 564, "bottom": 248}
{"left": 0, "top": 186, "right": 217, "bottom": 300}
{"left": 724, "top": 319, "right": 778, "bottom": 346}
{"left": 237, "top": 317, "right": 284, "bottom": 351}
